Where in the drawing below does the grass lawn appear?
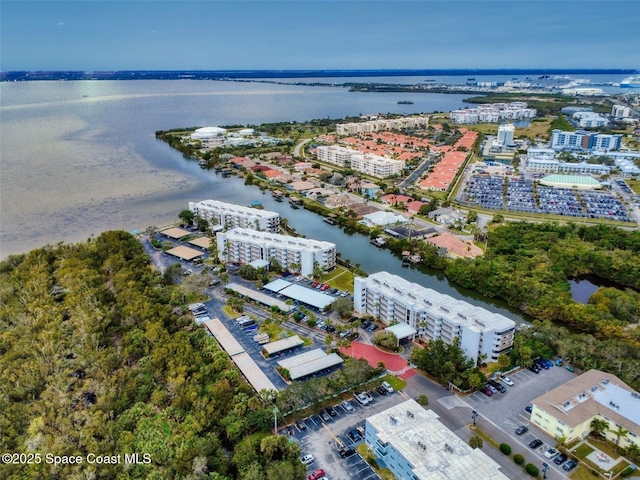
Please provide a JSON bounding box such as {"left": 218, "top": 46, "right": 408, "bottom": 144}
{"left": 382, "top": 375, "right": 407, "bottom": 391}
{"left": 625, "top": 178, "right": 640, "bottom": 194}
{"left": 515, "top": 117, "right": 554, "bottom": 140}
{"left": 222, "top": 305, "right": 241, "bottom": 319}
{"left": 573, "top": 443, "right": 595, "bottom": 459}
{"left": 570, "top": 464, "right": 601, "bottom": 480}
{"left": 260, "top": 321, "right": 312, "bottom": 346}
{"left": 321, "top": 266, "right": 355, "bottom": 292}
{"left": 355, "top": 444, "right": 396, "bottom": 480}
{"left": 587, "top": 438, "right": 621, "bottom": 459}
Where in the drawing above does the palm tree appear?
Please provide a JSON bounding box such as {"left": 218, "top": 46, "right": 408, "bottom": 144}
{"left": 611, "top": 425, "right": 629, "bottom": 448}
{"left": 590, "top": 418, "right": 608, "bottom": 439}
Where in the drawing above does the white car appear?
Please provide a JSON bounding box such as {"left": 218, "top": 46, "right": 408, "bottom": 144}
{"left": 381, "top": 381, "right": 394, "bottom": 393}
{"left": 355, "top": 393, "right": 369, "bottom": 406}
{"left": 501, "top": 376, "right": 514, "bottom": 387}
{"left": 544, "top": 448, "right": 558, "bottom": 459}
{"left": 301, "top": 454, "right": 314, "bottom": 466}
{"left": 341, "top": 400, "right": 354, "bottom": 412}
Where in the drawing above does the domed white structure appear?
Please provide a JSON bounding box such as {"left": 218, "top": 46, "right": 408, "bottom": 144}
{"left": 238, "top": 128, "right": 255, "bottom": 136}
{"left": 191, "top": 126, "right": 227, "bottom": 139}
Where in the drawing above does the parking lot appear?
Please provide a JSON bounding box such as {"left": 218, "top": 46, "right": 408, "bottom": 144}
{"left": 285, "top": 389, "right": 404, "bottom": 480}
{"left": 463, "top": 364, "right": 577, "bottom": 477}
{"left": 459, "top": 174, "right": 632, "bottom": 221}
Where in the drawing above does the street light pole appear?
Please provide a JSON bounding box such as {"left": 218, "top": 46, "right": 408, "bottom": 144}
{"left": 471, "top": 410, "right": 478, "bottom": 427}
{"left": 542, "top": 462, "right": 549, "bottom": 479}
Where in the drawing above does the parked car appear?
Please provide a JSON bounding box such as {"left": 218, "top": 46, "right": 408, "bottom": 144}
{"left": 301, "top": 454, "right": 314, "bottom": 466}
{"left": 482, "top": 386, "right": 493, "bottom": 397}
{"left": 376, "top": 385, "right": 388, "bottom": 395}
{"left": 341, "top": 400, "right": 353, "bottom": 412}
{"left": 347, "top": 429, "right": 360, "bottom": 442}
{"left": 554, "top": 453, "right": 568, "bottom": 465}
{"left": 320, "top": 410, "right": 331, "bottom": 422}
{"left": 355, "top": 393, "right": 369, "bottom": 406}
{"left": 327, "top": 406, "right": 337, "bottom": 417}
{"left": 501, "top": 376, "right": 514, "bottom": 387}
{"left": 486, "top": 384, "right": 498, "bottom": 394}
{"left": 529, "top": 439, "right": 543, "bottom": 449}
{"left": 296, "top": 419, "right": 307, "bottom": 431}
{"left": 488, "top": 380, "right": 506, "bottom": 393}
{"left": 362, "top": 392, "right": 374, "bottom": 403}
{"left": 338, "top": 447, "right": 356, "bottom": 458}
{"left": 515, "top": 425, "right": 528, "bottom": 435}
{"left": 563, "top": 460, "right": 578, "bottom": 471}
{"left": 544, "top": 448, "right": 558, "bottom": 458}
{"left": 308, "top": 469, "right": 326, "bottom": 480}
{"left": 381, "top": 381, "right": 394, "bottom": 393}
{"left": 541, "top": 359, "right": 554, "bottom": 369}
{"left": 525, "top": 405, "right": 533, "bottom": 413}
{"left": 355, "top": 426, "right": 365, "bottom": 438}
{"left": 528, "top": 365, "right": 540, "bottom": 374}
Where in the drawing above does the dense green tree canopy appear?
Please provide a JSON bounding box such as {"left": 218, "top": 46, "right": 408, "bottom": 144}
{"left": 0, "top": 232, "right": 303, "bottom": 479}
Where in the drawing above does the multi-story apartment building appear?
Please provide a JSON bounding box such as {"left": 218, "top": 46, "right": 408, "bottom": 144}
{"left": 336, "top": 116, "right": 429, "bottom": 135}
{"left": 315, "top": 146, "right": 404, "bottom": 178}
{"left": 526, "top": 157, "right": 611, "bottom": 175}
{"left": 450, "top": 103, "right": 536, "bottom": 124}
{"left": 216, "top": 228, "right": 336, "bottom": 277}
{"left": 551, "top": 130, "right": 622, "bottom": 152}
{"left": 315, "top": 145, "right": 355, "bottom": 167}
{"left": 612, "top": 104, "right": 631, "bottom": 119}
{"left": 365, "top": 399, "right": 509, "bottom": 480}
{"left": 531, "top": 370, "right": 640, "bottom": 449}
{"left": 354, "top": 271, "right": 515, "bottom": 363}
{"left": 350, "top": 153, "right": 404, "bottom": 178}
{"left": 496, "top": 124, "right": 515, "bottom": 146}
{"left": 188, "top": 200, "right": 280, "bottom": 233}
{"left": 572, "top": 111, "right": 610, "bottom": 128}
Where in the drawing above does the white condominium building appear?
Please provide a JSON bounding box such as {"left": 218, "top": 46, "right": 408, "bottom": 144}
{"left": 450, "top": 102, "right": 536, "bottom": 124}
{"left": 354, "top": 271, "right": 515, "bottom": 363}
{"left": 315, "top": 145, "right": 404, "bottom": 178}
{"left": 336, "top": 116, "right": 429, "bottom": 135}
{"left": 189, "top": 200, "right": 280, "bottom": 233}
{"left": 526, "top": 157, "right": 611, "bottom": 175}
{"left": 216, "top": 228, "right": 336, "bottom": 277}
{"left": 351, "top": 153, "right": 404, "bottom": 178}
{"left": 316, "top": 145, "right": 355, "bottom": 167}
{"left": 496, "top": 123, "right": 515, "bottom": 146}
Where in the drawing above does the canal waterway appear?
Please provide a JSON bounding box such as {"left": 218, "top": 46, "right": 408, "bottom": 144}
{"left": 194, "top": 168, "right": 529, "bottom": 323}
{"left": 0, "top": 79, "right": 528, "bottom": 323}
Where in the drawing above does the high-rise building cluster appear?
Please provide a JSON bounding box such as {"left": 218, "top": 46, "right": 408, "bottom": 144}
{"left": 450, "top": 102, "right": 536, "bottom": 124}
{"left": 336, "top": 116, "right": 429, "bottom": 135}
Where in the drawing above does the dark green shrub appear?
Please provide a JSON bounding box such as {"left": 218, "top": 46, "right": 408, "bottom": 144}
{"left": 525, "top": 463, "right": 539, "bottom": 477}
{"left": 513, "top": 454, "right": 525, "bottom": 465}
{"left": 620, "top": 466, "right": 634, "bottom": 477}
{"left": 499, "top": 443, "right": 512, "bottom": 455}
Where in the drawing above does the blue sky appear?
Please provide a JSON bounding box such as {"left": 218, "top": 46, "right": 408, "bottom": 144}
{"left": 1, "top": 1, "right": 638, "bottom": 71}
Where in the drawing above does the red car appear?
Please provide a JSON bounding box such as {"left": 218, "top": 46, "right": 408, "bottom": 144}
{"left": 308, "top": 469, "right": 326, "bottom": 480}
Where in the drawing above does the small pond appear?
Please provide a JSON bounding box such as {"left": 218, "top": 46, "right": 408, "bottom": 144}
{"left": 569, "top": 275, "right": 623, "bottom": 304}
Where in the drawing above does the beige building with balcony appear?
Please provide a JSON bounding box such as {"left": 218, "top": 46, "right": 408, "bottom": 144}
{"left": 530, "top": 369, "right": 640, "bottom": 449}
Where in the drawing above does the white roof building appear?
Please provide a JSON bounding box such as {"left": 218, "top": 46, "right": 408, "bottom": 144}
{"left": 217, "top": 228, "right": 336, "bottom": 277}
{"left": 354, "top": 271, "right": 515, "bottom": 363}
{"left": 191, "top": 126, "right": 227, "bottom": 139}
{"left": 365, "top": 399, "right": 509, "bottom": 480}
{"left": 316, "top": 145, "right": 404, "bottom": 178}
{"left": 189, "top": 200, "right": 280, "bottom": 233}
{"left": 362, "top": 211, "right": 409, "bottom": 227}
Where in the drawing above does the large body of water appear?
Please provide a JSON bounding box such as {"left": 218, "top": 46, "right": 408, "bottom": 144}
{"left": 1, "top": 79, "right": 531, "bottom": 321}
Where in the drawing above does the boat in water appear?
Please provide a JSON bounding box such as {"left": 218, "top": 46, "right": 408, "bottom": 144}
{"left": 620, "top": 76, "right": 640, "bottom": 88}
{"left": 397, "top": 100, "right": 414, "bottom": 105}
